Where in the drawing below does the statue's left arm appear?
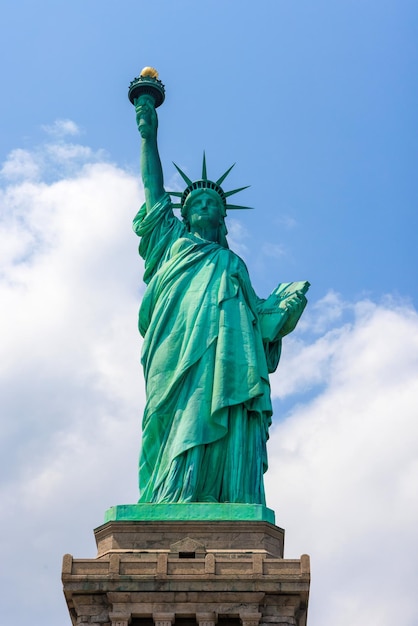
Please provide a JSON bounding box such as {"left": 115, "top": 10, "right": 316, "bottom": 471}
{"left": 257, "top": 291, "right": 308, "bottom": 373}
{"left": 277, "top": 291, "right": 308, "bottom": 337}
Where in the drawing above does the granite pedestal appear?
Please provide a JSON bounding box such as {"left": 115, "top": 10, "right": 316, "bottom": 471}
{"left": 62, "top": 508, "right": 310, "bottom": 626}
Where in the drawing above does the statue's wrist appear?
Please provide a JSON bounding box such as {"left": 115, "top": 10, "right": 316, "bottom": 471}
{"left": 141, "top": 133, "right": 158, "bottom": 145}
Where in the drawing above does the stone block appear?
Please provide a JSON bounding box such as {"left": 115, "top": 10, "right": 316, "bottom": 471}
{"left": 62, "top": 519, "right": 309, "bottom": 626}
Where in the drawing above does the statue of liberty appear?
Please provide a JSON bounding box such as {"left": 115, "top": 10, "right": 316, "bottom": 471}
{"left": 131, "top": 69, "right": 308, "bottom": 506}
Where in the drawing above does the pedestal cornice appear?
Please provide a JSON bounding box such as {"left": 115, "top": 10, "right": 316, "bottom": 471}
{"left": 62, "top": 518, "right": 309, "bottom": 626}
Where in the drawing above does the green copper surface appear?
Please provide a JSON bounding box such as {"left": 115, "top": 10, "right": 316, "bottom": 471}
{"left": 170, "top": 155, "right": 253, "bottom": 211}
{"left": 128, "top": 67, "right": 165, "bottom": 107}
{"left": 105, "top": 503, "right": 275, "bottom": 524}
{"left": 131, "top": 75, "right": 309, "bottom": 511}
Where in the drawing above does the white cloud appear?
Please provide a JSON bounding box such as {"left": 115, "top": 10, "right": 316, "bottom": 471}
{"left": 0, "top": 148, "right": 41, "bottom": 181}
{"left": 274, "top": 214, "right": 298, "bottom": 229}
{"left": 261, "top": 241, "right": 287, "bottom": 258}
{"left": 305, "top": 289, "right": 346, "bottom": 334}
{"left": 1, "top": 120, "right": 106, "bottom": 187}
{"left": 42, "top": 119, "right": 81, "bottom": 137}
{"left": 44, "top": 141, "right": 96, "bottom": 162}
{"left": 1, "top": 135, "right": 418, "bottom": 626}
{"left": 226, "top": 216, "right": 249, "bottom": 258}
{"left": 266, "top": 297, "right": 418, "bottom": 626}
{"left": 0, "top": 138, "right": 146, "bottom": 625}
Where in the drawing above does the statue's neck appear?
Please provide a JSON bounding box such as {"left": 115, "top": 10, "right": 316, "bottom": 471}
{"left": 191, "top": 225, "right": 219, "bottom": 243}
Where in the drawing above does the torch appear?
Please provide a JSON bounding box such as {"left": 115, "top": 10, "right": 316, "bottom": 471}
{"left": 128, "top": 67, "right": 165, "bottom": 108}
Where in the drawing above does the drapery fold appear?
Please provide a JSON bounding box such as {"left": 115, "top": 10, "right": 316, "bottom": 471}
{"left": 133, "top": 194, "right": 282, "bottom": 504}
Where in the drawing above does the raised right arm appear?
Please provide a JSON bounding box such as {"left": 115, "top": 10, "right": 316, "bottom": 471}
{"left": 135, "top": 94, "right": 165, "bottom": 211}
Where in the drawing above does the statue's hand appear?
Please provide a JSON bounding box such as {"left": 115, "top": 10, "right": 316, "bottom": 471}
{"left": 279, "top": 292, "right": 307, "bottom": 336}
{"left": 134, "top": 94, "right": 158, "bottom": 139}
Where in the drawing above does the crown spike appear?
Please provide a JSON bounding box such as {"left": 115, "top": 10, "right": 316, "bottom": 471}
{"left": 171, "top": 156, "right": 253, "bottom": 213}
{"left": 224, "top": 185, "right": 250, "bottom": 198}
{"left": 225, "top": 204, "right": 254, "bottom": 210}
{"left": 216, "top": 163, "right": 235, "bottom": 186}
{"left": 172, "top": 162, "right": 193, "bottom": 186}
{"left": 202, "top": 152, "right": 207, "bottom": 180}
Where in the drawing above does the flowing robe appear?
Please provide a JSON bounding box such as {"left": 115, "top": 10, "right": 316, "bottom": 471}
{"left": 133, "top": 194, "right": 283, "bottom": 504}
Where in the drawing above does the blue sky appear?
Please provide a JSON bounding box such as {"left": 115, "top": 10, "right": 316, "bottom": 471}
{"left": 2, "top": 0, "right": 417, "bottom": 303}
{"left": 1, "top": 2, "right": 417, "bottom": 626}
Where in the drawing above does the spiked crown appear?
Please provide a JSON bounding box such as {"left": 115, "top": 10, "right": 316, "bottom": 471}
{"left": 169, "top": 153, "right": 253, "bottom": 212}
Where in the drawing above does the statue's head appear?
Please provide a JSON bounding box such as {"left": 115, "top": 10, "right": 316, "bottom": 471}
{"left": 182, "top": 188, "right": 228, "bottom": 247}
{"left": 169, "top": 154, "right": 253, "bottom": 248}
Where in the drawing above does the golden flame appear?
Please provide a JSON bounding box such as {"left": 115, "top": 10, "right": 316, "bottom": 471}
{"left": 140, "top": 67, "right": 159, "bottom": 79}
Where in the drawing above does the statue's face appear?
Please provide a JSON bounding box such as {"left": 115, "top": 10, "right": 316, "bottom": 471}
{"left": 184, "top": 189, "right": 224, "bottom": 230}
